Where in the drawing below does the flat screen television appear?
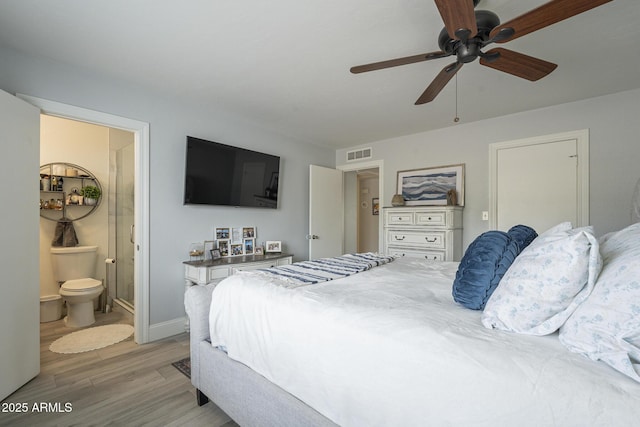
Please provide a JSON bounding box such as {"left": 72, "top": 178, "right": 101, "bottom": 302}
{"left": 183, "top": 136, "right": 280, "bottom": 208}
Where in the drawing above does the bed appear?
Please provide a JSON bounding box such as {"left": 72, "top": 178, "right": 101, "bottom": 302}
{"left": 184, "top": 223, "right": 640, "bottom": 426}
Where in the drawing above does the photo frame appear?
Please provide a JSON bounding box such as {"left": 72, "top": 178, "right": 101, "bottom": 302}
{"left": 396, "top": 164, "right": 464, "bottom": 206}
{"left": 230, "top": 243, "right": 244, "bottom": 256}
{"left": 243, "top": 238, "right": 255, "bottom": 255}
{"left": 215, "top": 227, "right": 230, "bottom": 240}
{"left": 231, "top": 228, "right": 242, "bottom": 244}
{"left": 372, "top": 197, "right": 380, "bottom": 215}
{"left": 255, "top": 246, "right": 264, "bottom": 255}
{"left": 265, "top": 240, "right": 282, "bottom": 253}
{"left": 210, "top": 249, "right": 221, "bottom": 260}
{"left": 243, "top": 227, "right": 256, "bottom": 239}
{"left": 218, "top": 240, "right": 229, "bottom": 257}
{"left": 203, "top": 240, "right": 215, "bottom": 260}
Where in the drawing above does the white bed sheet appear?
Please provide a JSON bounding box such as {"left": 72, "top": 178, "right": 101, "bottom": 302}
{"left": 209, "top": 258, "right": 640, "bottom": 427}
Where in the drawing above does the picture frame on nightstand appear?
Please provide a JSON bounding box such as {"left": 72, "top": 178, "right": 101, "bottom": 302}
{"left": 265, "top": 240, "right": 282, "bottom": 253}
{"left": 243, "top": 238, "right": 255, "bottom": 255}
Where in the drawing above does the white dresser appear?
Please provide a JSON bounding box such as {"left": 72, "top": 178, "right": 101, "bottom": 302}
{"left": 184, "top": 253, "right": 293, "bottom": 287}
{"left": 383, "top": 206, "right": 463, "bottom": 261}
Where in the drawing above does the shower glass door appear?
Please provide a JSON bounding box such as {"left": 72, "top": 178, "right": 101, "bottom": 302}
{"left": 115, "top": 142, "right": 135, "bottom": 308}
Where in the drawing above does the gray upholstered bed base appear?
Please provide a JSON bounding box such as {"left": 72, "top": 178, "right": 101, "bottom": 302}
{"left": 185, "top": 283, "right": 337, "bottom": 427}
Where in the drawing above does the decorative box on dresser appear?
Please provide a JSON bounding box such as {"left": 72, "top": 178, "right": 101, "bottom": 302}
{"left": 383, "top": 206, "right": 463, "bottom": 261}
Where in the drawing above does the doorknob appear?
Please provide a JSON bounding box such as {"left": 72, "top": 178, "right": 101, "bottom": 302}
{"left": 306, "top": 234, "right": 319, "bottom": 240}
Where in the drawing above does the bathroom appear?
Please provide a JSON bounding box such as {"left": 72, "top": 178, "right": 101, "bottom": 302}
{"left": 39, "top": 114, "right": 135, "bottom": 326}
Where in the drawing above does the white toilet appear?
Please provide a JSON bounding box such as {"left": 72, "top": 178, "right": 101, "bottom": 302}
{"left": 51, "top": 245, "right": 103, "bottom": 328}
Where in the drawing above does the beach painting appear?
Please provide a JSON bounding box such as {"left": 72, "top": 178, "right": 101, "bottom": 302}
{"left": 397, "top": 164, "right": 464, "bottom": 206}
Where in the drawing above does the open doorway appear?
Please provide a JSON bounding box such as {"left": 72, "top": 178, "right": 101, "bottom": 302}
{"left": 21, "top": 94, "right": 150, "bottom": 344}
{"left": 344, "top": 168, "right": 380, "bottom": 253}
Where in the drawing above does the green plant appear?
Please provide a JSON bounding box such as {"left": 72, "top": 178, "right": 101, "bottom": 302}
{"left": 81, "top": 185, "right": 101, "bottom": 199}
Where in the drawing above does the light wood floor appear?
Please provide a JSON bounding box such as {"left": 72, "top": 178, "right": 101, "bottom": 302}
{"left": 0, "top": 308, "right": 240, "bottom": 427}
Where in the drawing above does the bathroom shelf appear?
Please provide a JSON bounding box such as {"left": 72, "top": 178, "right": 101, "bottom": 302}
{"left": 39, "top": 162, "right": 102, "bottom": 222}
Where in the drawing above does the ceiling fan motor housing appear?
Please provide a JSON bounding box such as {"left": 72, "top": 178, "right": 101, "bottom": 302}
{"left": 438, "top": 10, "right": 500, "bottom": 62}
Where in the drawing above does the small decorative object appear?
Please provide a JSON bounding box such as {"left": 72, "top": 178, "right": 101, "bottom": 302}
{"left": 81, "top": 185, "right": 102, "bottom": 206}
{"left": 189, "top": 242, "right": 205, "bottom": 261}
{"left": 446, "top": 189, "right": 458, "bottom": 206}
{"left": 397, "top": 164, "right": 465, "bottom": 206}
{"left": 372, "top": 198, "right": 380, "bottom": 215}
{"left": 41, "top": 175, "right": 51, "bottom": 191}
{"left": 210, "top": 249, "right": 221, "bottom": 260}
{"left": 391, "top": 194, "right": 405, "bottom": 207}
{"left": 266, "top": 240, "right": 282, "bottom": 253}
{"left": 68, "top": 188, "right": 82, "bottom": 205}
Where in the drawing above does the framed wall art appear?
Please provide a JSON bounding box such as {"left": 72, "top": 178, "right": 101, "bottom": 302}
{"left": 372, "top": 198, "right": 380, "bottom": 215}
{"left": 396, "top": 164, "right": 464, "bottom": 206}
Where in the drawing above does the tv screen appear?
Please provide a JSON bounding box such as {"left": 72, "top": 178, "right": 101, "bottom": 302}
{"left": 183, "top": 136, "right": 280, "bottom": 208}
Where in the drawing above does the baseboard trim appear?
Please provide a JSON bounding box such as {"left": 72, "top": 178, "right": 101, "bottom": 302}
{"left": 148, "top": 317, "right": 186, "bottom": 342}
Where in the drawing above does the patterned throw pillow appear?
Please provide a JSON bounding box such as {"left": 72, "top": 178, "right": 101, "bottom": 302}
{"left": 559, "top": 222, "right": 640, "bottom": 382}
{"left": 481, "top": 224, "right": 602, "bottom": 335}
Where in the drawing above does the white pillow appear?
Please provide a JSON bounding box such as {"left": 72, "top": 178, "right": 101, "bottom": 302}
{"left": 481, "top": 224, "right": 602, "bottom": 335}
{"left": 559, "top": 222, "right": 640, "bottom": 382}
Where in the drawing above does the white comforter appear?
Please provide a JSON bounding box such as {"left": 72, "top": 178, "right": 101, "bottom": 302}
{"left": 209, "top": 258, "right": 640, "bottom": 427}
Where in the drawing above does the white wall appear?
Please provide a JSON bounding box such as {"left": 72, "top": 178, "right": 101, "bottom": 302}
{"left": 0, "top": 46, "right": 335, "bottom": 328}
{"left": 40, "top": 116, "right": 109, "bottom": 297}
{"left": 337, "top": 88, "right": 640, "bottom": 249}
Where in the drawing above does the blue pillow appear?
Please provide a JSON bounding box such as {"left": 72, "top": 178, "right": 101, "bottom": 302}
{"left": 452, "top": 231, "right": 520, "bottom": 310}
{"left": 507, "top": 224, "right": 538, "bottom": 252}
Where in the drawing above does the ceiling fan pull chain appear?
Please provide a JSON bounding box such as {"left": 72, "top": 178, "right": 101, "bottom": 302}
{"left": 453, "top": 74, "right": 458, "bottom": 122}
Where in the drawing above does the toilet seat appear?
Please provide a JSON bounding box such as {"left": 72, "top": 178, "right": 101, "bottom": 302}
{"left": 61, "top": 278, "right": 102, "bottom": 292}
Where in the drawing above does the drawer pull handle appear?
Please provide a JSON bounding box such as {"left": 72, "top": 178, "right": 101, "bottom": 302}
{"left": 428, "top": 217, "right": 432, "bottom": 220}
{"left": 425, "top": 255, "right": 437, "bottom": 260}
{"left": 394, "top": 235, "right": 406, "bottom": 241}
{"left": 425, "top": 237, "right": 438, "bottom": 242}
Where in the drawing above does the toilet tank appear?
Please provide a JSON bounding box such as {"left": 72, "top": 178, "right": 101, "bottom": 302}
{"left": 50, "top": 245, "right": 98, "bottom": 283}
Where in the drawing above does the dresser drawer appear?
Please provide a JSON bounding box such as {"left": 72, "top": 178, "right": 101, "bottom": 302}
{"left": 414, "top": 210, "right": 447, "bottom": 226}
{"left": 230, "top": 261, "right": 275, "bottom": 275}
{"left": 207, "top": 267, "right": 229, "bottom": 282}
{"left": 386, "top": 230, "right": 445, "bottom": 249}
{"left": 387, "top": 247, "right": 444, "bottom": 261}
{"left": 386, "top": 211, "right": 414, "bottom": 225}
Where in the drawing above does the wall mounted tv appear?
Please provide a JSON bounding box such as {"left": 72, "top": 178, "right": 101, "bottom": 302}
{"left": 183, "top": 136, "right": 280, "bottom": 208}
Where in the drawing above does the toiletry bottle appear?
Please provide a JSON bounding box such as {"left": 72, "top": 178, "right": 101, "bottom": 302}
{"left": 51, "top": 176, "right": 58, "bottom": 191}
{"left": 58, "top": 177, "right": 64, "bottom": 191}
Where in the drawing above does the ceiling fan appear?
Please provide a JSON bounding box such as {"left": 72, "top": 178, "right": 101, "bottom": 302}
{"left": 350, "top": 0, "right": 613, "bottom": 105}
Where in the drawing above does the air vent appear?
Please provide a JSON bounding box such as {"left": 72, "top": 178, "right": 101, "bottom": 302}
{"left": 346, "top": 147, "right": 372, "bottom": 162}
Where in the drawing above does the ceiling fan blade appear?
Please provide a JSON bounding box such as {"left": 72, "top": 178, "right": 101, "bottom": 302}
{"left": 480, "top": 48, "right": 557, "bottom": 81}
{"left": 350, "top": 51, "right": 450, "bottom": 74}
{"left": 490, "top": 0, "right": 613, "bottom": 43}
{"left": 415, "top": 62, "right": 463, "bottom": 105}
{"left": 434, "top": 0, "right": 478, "bottom": 41}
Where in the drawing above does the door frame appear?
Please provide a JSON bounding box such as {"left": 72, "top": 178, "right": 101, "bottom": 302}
{"left": 488, "top": 129, "right": 589, "bottom": 230}
{"left": 18, "top": 94, "right": 151, "bottom": 344}
{"left": 338, "top": 160, "right": 385, "bottom": 253}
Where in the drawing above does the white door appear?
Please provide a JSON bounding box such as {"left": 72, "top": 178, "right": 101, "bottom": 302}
{"left": 0, "top": 89, "right": 40, "bottom": 400}
{"left": 490, "top": 130, "right": 589, "bottom": 233}
{"left": 309, "top": 165, "right": 343, "bottom": 259}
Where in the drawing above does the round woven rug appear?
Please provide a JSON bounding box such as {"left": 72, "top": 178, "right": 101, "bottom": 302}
{"left": 49, "top": 324, "right": 134, "bottom": 354}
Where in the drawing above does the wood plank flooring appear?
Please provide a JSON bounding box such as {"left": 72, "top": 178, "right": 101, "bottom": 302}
{"left": 0, "top": 308, "right": 239, "bottom": 427}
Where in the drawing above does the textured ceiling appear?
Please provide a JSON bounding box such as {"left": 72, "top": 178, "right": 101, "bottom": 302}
{"left": 0, "top": 0, "right": 638, "bottom": 149}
